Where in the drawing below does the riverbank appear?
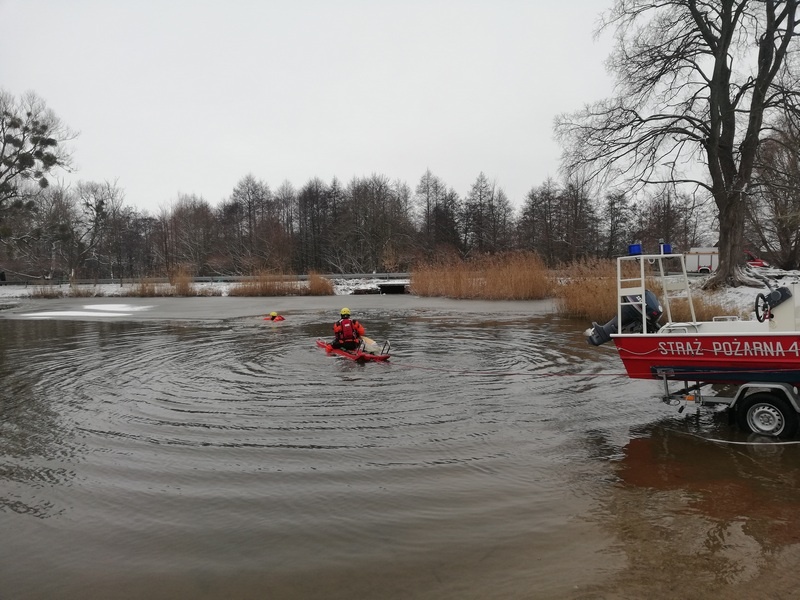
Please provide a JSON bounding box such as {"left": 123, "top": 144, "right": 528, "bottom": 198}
{"left": 0, "top": 276, "right": 404, "bottom": 299}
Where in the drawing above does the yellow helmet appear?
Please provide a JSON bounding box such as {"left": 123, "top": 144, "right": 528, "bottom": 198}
{"left": 340, "top": 307, "right": 351, "bottom": 317}
{"left": 270, "top": 311, "right": 278, "bottom": 317}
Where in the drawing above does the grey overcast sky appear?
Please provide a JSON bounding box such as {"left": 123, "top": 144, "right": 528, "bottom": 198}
{"left": 1, "top": 0, "right": 614, "bottom": 213}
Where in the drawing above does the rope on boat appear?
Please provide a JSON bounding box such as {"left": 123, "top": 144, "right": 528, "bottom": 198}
{"left": 616, "top": 348, "right": 661, "bottom": 356}
{"left": 388, "top": 361, "right": 800, "bottom": 380}
{"left": 699, "top": 436, "right": 800, "bottom": 446}
{"left": 671, "top": 428, "right": 800, "bottom": 446}
{"left": 388, "top": 361, "right": 631, "bottom": 377}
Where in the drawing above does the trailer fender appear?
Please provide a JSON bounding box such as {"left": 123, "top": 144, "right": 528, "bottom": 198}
{"left": 730, "top": 383, "right": 800, "bottom": 413}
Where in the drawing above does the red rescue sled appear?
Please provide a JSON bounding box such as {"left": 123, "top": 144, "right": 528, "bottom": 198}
{"left": 316, "top": 338, "right": 391, "bottom": 362}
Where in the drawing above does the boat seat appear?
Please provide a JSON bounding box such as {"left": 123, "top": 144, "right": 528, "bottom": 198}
{"left": 660, "top": 320, "right": 767, "bottom": 334}
{"left": 659, "top": 322, "right": 699, "bottom": 334}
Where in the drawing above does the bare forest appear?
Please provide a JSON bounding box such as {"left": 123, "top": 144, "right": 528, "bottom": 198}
{"left": 8, "top": 5, "right": 800, "bottom": 288}
{"left": 2, "top": 164, "right": 727, "bottom": 282}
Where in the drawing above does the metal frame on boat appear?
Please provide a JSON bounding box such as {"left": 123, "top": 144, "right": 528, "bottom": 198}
{"left": 585, "top": 252, "right": 800, "bottom": 438}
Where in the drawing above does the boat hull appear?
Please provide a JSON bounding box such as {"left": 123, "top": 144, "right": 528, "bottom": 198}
{"left": 316, "top": 339, "right": 390, "bottom": 362}
{"left": 613, "top": 333, "right": 800, "bottom": 386}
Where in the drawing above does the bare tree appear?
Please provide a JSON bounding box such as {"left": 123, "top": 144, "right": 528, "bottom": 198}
{"left": 631, "top": 185, "right": 711, "bottom": 253}
{"left": 748, "top": 114, "right": 800, "bottom": 268}
{"left": 600, "top": 191, "right": 635, "bottom": 258}
{"left": 0, "top": 90, "right": 73, "bottom": 207}
{"left": 61, "top": 181, "right": 115, "bottom": 278}
{"left": 229, "top": 174, "right": 271, "bottom": 260}
{"left": 462, "top": 172, "right": 496, "bottom": 254}
{"left": 556, "top": 0, "right": 800, "bottom": 287}
{"left": 169, "top": 194, "right": 216, "bottom": 275}
{"left": 560, "top": 172, "right": 599, "bottom": 262}
{"left": 296, "top": 177, "right": 330, "bottom": 272}
{"left": 413, "top": 170, "right": 462, "bottom": 259}
{"left": 4, "top": 182, "right": 72, "bottom": 278}
{"left": 12, "top": 180, "right": 116, "bottom": 279}
{"left": 0, "top": 91, "right": 74, "bottom": 277}
{"left": 517, "top": 179, "right": 562, "bottom": 265}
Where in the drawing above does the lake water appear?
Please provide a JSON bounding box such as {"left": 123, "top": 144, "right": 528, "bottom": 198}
{"left": 2, "top": 295, "right": 800, "bottom": 599}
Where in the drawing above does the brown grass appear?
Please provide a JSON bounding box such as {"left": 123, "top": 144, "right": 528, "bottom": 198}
{"left": 67, "top": 285, "right": 98, "bottom": 298}
{"left": 171, "top": 270, "right": 195, "bottom": 297}
{"left": 553, "top": 257, "right": 745, "bottom": 321}
{"left": 229, "top": 272, "right": 334, "bottom": 297}
{"left": 122, "top": 279, "right": 170, "bottom": 297}
{"left": 680, "top": 291, "right": 745, "bottom": 321}
{"left": 410, "top": 252, "right": 552, "bottom": 300}
{"left": 307, "top": 272, "right": 334, "bottom": 296}
{"left": 30, "top": 285, "right": 64, "bottom": 299}
{"left": 552, "top": 259, "right": 619, "bottom": 320}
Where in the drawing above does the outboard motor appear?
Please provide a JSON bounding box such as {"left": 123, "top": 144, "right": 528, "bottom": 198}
{"left": 585, "top": 290, "right": 663, "bottom": 346}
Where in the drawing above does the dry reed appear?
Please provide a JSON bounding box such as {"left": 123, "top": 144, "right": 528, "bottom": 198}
{"left": 307, "top": 272, "right": 334, "bottom": 296}
{"left": 410, "top": 252, "right": 552, "bottom": 300}
{"left": 229, "top": 272, "right": 333, "bottom": 296}
{"left": 673, "top": 291, "right": 745, "bottom": 322}
{"left": 171, "top": 270, "right": 195, "bottom": 297}
{"left": 122, "top": 279, "right": 171, "bottom": 297}
{"left": 553, "top": 257, "right": 745, "bottom": 321}
{"left": 67, "top": 285, "right": 99, "bottom": 298}
{"left": 30, "top": 285, "right": 64, "bottom": 299}
{"left": 553, "top": 259, "right": 619, "bottom": 320}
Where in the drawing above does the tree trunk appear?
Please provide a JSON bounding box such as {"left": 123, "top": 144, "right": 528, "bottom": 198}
{"left": 705, "top": 188, "right": 761, "bottom": 289}
{"left": 707, "top": 192, "right": 743, "bottom": 288}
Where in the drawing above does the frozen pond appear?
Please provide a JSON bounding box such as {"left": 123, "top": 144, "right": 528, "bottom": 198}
{"left": 2, "top": 295, "right": 800, "bottom": 599}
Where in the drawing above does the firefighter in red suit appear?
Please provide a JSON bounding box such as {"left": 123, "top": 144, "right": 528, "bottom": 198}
{"left": 331, "top": 307, "right": 365, "bottom": 351}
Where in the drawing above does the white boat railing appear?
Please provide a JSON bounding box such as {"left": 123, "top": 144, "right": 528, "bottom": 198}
{"left": 617, "top": 253, "right": 697, "bottom": 334}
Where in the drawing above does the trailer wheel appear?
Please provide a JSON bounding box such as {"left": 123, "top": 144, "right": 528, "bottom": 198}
{"left": 736, "top": 393, "right": 798, "bottom": 438}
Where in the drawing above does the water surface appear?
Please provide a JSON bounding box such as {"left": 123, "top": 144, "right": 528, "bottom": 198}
{"left": 2, "top": 296, "right": 800, "bottom": 599}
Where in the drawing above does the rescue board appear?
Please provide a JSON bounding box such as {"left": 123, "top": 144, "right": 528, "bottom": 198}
{"left": 316, "top": 338, "right": 390, "bottom": 362}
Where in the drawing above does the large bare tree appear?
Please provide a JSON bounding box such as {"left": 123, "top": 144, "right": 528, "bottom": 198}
{"left": 556, "top": 0, "right": 800, "bottom": 287}
{"left": 748, "top": 114, "right": 800, "bottom": 269}
{"left": 0, "top": 90, "right": 73, "bottom": 206}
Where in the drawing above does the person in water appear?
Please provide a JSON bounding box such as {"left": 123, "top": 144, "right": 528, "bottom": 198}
{"left": 331, "top": 307, "right": 365, "bottom": 351}
{"left": 266, "top": 311, "right": 285, "bottom": 321}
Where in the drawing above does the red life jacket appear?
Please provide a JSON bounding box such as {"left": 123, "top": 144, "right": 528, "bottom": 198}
{"left": 338, "top": 318, "right": 358, "bottom": 342}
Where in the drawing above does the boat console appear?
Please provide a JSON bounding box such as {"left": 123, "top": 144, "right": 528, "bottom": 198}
{"left": 758, "top": 284, "right": 797, "bottom": 331}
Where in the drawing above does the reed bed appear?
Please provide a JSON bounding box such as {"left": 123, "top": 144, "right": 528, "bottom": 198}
{"left": 228, "top": 272, "right": 333, "bottom": 297}
{"left": 679, "top": 290, "right": 745, "bottom": 321}
{"left": 122, "top": 279, "right": 173, "bottom": 297}
{"left": 553, "top": 258, "right": 745, "bottom": 321}
{"left": 410, "top": 252, "right": 553, "bottom": 300}
{"left": 553, "top": 259, "right": 620, "bottom": 320}
{"left": 29, "top": 283, "right": 107, "bottom": 298}
{"left": 307, "top": 272, "right": 334, "bottom": 295}
{"left": 29, "top": 285, "right": 64, "bottom": 299}
{"left": 67, "top": 285, "right": 99, "bottom": 298}
{"left": 30, "top": 284, "right": 103, "bottom": 298}
{"left": 170, "top": 270, "right": 195, "bottom": 297}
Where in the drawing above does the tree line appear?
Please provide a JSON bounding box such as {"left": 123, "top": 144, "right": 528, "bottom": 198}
{"left": 0, "top": 114, "right": 719, "bottom": 281}
{"left": 5, "top": 1, "right": 800, "bottom": 282}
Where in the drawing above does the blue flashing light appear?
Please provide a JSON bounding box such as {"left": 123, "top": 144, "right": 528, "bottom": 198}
{"left": 628, "top": 243, "right": 642, "bottom": 256}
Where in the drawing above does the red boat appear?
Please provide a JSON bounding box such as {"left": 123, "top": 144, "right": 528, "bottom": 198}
{"left": 316, "top": 338, "right": 390, "bottom": 362}
{"left": 585, "top": 252, "right": 800, "bottom": 437}
{"left": 613, "top": 327, "right": 800, "bottom": 386}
